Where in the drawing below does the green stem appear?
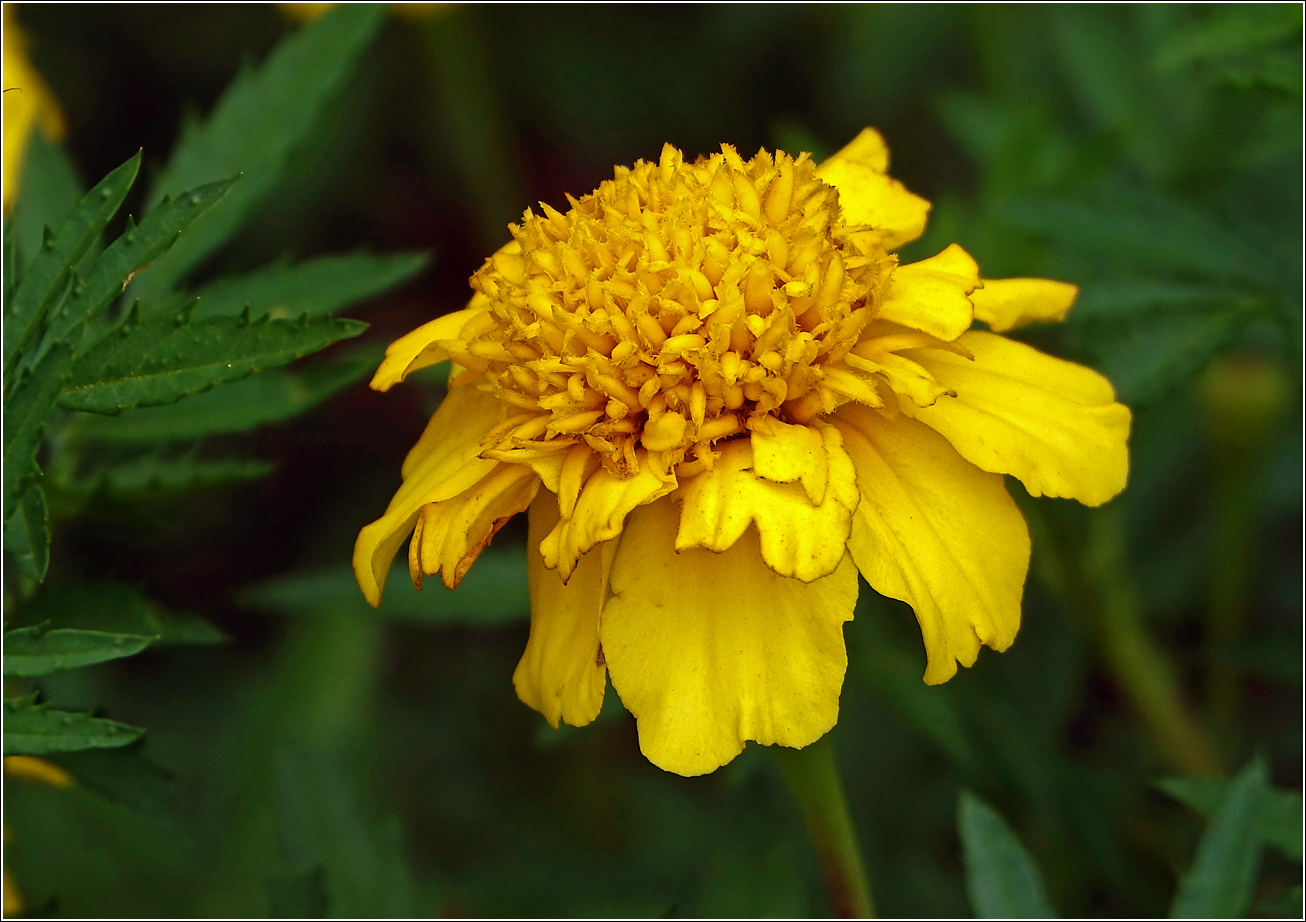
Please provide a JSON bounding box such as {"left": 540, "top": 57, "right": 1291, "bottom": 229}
{"left": 775, "top": 735, "right": 875, "bottom": 918}
{"left": 1085, "top": 508, "right": 1223, "bottom": 777}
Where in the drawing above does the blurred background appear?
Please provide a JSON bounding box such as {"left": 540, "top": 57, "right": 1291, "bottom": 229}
{"left": 3, "top": 3, "right": 1301, "bottom": 917}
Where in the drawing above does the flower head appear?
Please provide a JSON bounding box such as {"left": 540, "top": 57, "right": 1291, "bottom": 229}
{"left": 355, "top": 129, "right": 1130, "bottom": 776}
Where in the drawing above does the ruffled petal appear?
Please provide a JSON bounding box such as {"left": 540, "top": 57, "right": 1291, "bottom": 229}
{"left": 817, "top": 128, "right": 930, "bottom": 250}
{"left": 971, "top": 278, "right": 1078, "bottom": 332}
{"left": 905, "top": 331, "right": 1131, "bottom": 506}
{"left": 675, "top": 422, "right": 859, "bottom": 582}
{"left": 410, "top": 462, "right": 541, "bottom": 589}
{"left": 513, "top": 492, "right": 609, "bottom": 728}
{"left": 353, "top": 384, "right": 504, "bottom": 605}
{"left": 369, "top": 294, "right": 491, "bottom": 392}
{"left": 749, "top": 415, "right": 828, "bottom": 504}
{"left": 603, "top": 499, "right": 859, "bottom": 776}
{"left": 833, "top": 404, "right": 1029, "bottom": 684}
{"left": 538, "top": 451, "right": 677, "bottom": 580}
{"left": 875, "top": 243, "right": 978, "bottom": 342}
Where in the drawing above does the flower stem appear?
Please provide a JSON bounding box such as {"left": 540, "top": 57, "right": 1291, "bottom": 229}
{"left": 775, "top": 735, "right": 876, "bottom": 918}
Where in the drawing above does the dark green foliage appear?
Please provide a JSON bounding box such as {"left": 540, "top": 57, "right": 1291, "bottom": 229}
{"left": 3, "top": 341, "right": 72, "bottom": 523}
{"left": 17, "top": 582, "right": 226, "bottom": 647}
{"left": 7, "top": 131, "right": 85, "bottom": 279}
{"left": 58, "top": 307, "right": 365, "bottom": 414}
{"left": 3, "top": 694, "right": 144, "bottom": 756}
{"left": 3, "top": 623, "right": 156, "bottom": 677}
{"left": 3, "top": 151, "right": 139, "bottom": 376}
{"left": 39, "top": 175, "right": 239, "bottom": 354}
{"left": 135, "top": 3, "right": 389, "bottom": 298}
{"left": 3, "top": 479, "right": 50, "bottom": 581}
{"left": 71, "top": 349, "right": 376, "bottom": 443}
{"left": 958, "top": 791, "right": 1057, "bottom": 918}
{"left": 1159, "top": 771, "right": 1304, "bottom": 863}
{"left": 184, "top": 251, "right": 429, "bottom": 321}
{"left": 1170, "top": 759, "right": 1270, "bottom": 918}
{"left": 45, "top": 745, "right": 183, "bottom": 833}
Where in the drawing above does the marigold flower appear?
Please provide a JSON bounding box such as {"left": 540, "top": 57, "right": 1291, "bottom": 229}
{"left": 354, "top": 129, "right": 1130, "bottom": 776}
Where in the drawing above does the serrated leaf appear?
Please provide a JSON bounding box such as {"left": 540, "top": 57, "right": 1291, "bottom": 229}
{"left": 57, "top": 309, "right": 366, "bottom": 415}
{"left": 38, "top": 175, "right": 239, "bottom": 358}
{"left": 8, "top": 131, "right": 84, "bottom": 267}
{"left": 182, "top": 251, "right": 429, "bottom": 321}
{"left": 3, "top": 479, "right": 50, "bottom": 582}
{"left": 959, "top": 790, "right": 1058, "bottom": 919}
{"left": 3, "top": 341, "right": 73, "bottom": 523}
{"left": 17, "top": 581, "right": 227, "bottom": 648}
{"left": 3, "top": 623, "right": 155, "bottom": 676}
{"left": 73, "top": 347, "right": 378, "bottom": 443}
{"left": 136, "top": 4, "right": 388, "bottom": 299}
{"left": 45, "top": 745, "right": 182, "bottom": 833}
{"left": 241, "top": 547, "right": 530, "bottom": 626}
{"left": 1170, "top": 758, "right": 1268, "bottom": 919}
{"left": 4, "top": 151, "right": 140, "bottom": 377}
{"left": 2, "top": 694, "right": 144, "bottom": 756}
{"left": 1158, "top": 772, "right": 1303, "bottom": 862}
{"left": 66, "top": 450, "right": 276, "bottom": 501}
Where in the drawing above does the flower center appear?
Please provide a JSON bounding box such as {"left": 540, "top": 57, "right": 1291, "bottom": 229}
{"left": 455, "top": 143, "right": 897, "bottom": 478}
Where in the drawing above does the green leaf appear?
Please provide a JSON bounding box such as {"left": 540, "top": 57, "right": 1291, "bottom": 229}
{"left": 3, "top": 479, "right": 50, "bottom": 581}
{"left": 1255, "top": 887, "right": 1303, "bottom": 918}
{"left": 57, "top": 307, "right": 366, "bottom": 415}
{"left": 275, "top": 749, "right": 415, "bottom": 918}
{"left": 183, "top": 251, "right": 429, "bottom": 321}
{"left": 241, "top": 546, "right": 530, "bottom": 626}
{"left": 17, "top": 581, "right": 227, "bottom": 648}
{"left": 3, "top": 217, "right": 20, "bottom": 308}
{"left": 958, "top": 790, "right": 1057, "bottom": 919}
{"left": 8, "top": 131, "right": 84, "bottom": 266}
{"left": 38, "top": 175, "right": 239, "bottom": 357}
{"left": 4, "top": 151, "right": 139, "bottom": 376}
{"left": 3, "top": 693, "right": 144, "bottom": 756}
{"left": 1170, "top": 758, "right": 1268, "bottom": 919}
{"left": 1069, "top": 279, "right": 1252, "bottom": 323}
{"left": 45, "top": 745, "right": 182, "bottom": 833}
{"left": 66, "top": 449, "right": 276, "bottom": 501}
{"left": 3, "top": 623, "right": 155, "bottom": 676}
{"left": 73, "top": 347, "right": 378, "bottom": 443}
{"left": 1158, "top": 771, "right": 1303, "bottom": 862}
{"left": 136, "top": 4, "right": 388, "bottom": 298}
{"left": 3, "top": 340, "right": 73, "bottom": 523}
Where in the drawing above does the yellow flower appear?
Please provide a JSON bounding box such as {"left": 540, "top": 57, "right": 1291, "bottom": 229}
{"left": 2, "top": 3, "right": 66, "bottom": 214}
{"left": 354, "top": 129, "right": 1131, "bottom": 776}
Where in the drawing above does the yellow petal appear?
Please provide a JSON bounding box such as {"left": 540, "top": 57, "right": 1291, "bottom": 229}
{"left": 749, "top": 414, "right": 828, "bottom": 504}
{"left": 369, "top": 294, "right": 491, "bottom": 392}
{"left": 827, "top": 126, "right": 891, "bottom": 173}
{"left": 354, "top": 384, "right": 504, "bottom": 605}
{"left": 539, "top": 452, "right": 677, "bottom": 580}
{"left": 3, "top": 6, "right": 66, "bottom": 214}
{"left": 971, "top": 278, "right": 1078, "bottom": 332}
{"left": 513, "top": 493, "right": 609, "bottom": 728}
{"left": 603, "top": 499, "right": 859, "bottom": 776}
{"left": 833, "top": 405, "right": 1029, "bottom": 684}
{"left": 905, "top": 331, "right": 1131, "bottom": 506}
{"left": 675, "top": 423, "right": 859, "bottom": 582}
{"left": 410, "top": 462, "right": 541, "bottom": 589}
{"left": 817, "top": 129, "right": 930, "bottom": 250}
{"left": 876, "top": 243, "right": 978, "bottom": 342}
